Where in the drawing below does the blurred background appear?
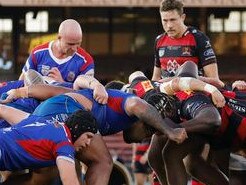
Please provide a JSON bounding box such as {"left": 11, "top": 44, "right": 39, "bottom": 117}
{"left": 0, "top": 1, "right": 246, "bottom": 184}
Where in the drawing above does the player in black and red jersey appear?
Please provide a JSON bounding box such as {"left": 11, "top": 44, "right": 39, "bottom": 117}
{"left": 152, "top": 0, "right": 220, "bottom": 83}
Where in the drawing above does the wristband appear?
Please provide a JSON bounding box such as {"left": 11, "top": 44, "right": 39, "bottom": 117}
{"left": 15, "top": 87, "right": 29, "bottom": 98}
{"left": 178, "top": 77, "right": 192, "bottom": 91}
{"left": 204, "top": 84, "right": 217, "bottom": 94}
{"left": 160, "top": 80, "right": 174, "bottom": 94}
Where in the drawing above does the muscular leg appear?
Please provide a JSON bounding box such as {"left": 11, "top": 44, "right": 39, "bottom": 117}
{"left": 148, "top": 134, "right": 168, "bottom": 185}
{"left": 184, "top": 146, "right": 229, "bottom": 185}
{"left": 76, "top": 134, "right": 113, "bottom": 185}
{"left": 163, "top": 135, "right": 207, "bottom": 185}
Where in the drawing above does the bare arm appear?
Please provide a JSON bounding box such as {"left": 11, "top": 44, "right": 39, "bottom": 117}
{"left": 0, "top": 84, "right": 73, "bottom": 103}
{"left": 159, "top": 77, "right": 225, "bottom": 108}
{"left": 125, "top": 97, "right": 187, "bottom": 143}
{"left": 152, "top": 66, "right": 162, "bottom": 81}
{"left": 18, "top": 72, "right": 25, "bottom": 80}
{"left": 0, "top": 104, "right": 30, "bottom": 125}
{"left": 179, "top": 106, "right": 221, "bottom": 133}
{"left": 56, "top": 159, "right": 80, "bottom": 185}
{"left": 73, "top": 75, "right": 108, "bottom": 104}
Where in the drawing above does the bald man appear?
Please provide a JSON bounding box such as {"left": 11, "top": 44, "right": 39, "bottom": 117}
{"left": 19, "top": 19, "right": 94, "bottom": 83}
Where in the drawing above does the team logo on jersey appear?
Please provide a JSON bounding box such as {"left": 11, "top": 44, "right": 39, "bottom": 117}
{"left": 67, "top": 71, "right": 75, "bottom": 82}
{"left": 41, "top": 65, "right": 50, "bottom": 76}
{"left": 181, "top": 46, "right": 192, "bottom": 56}
{"left": 166, "top": 60, "right": 180, "bottom": 75}
{"left": 159, "top": 48, "right": 165, "bottom": 57}
{"left": 204, "top": 49, "right": 215, "bottom": 57}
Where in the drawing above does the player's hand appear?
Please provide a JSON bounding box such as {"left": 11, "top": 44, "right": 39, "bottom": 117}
{"left": 167, "top": 128, "right": 188, "bottom": 144}
{"left": 93, "top": 84, "right": 108, "bottom": 104}
{"left": 0, "top": 90, "right": 18, "bottom": 103}
{"left": 48, "top": 67, "right": 64, "bottom": 82}
{"left": 232, "top": 80, "right": 246, "bottom": 90}
{"left": 211, "top": 90, "right": 225, "bottom": 108}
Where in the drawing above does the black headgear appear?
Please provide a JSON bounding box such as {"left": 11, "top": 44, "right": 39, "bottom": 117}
{"left": 65, "top": 110, "right": 98, "bottom": 143}
{"left": 144, "top": 92, "right": 176, "bottom": 119}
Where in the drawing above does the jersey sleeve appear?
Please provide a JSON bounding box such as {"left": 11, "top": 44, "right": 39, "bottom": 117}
{"left": 154, "top": 35, "right": 162, "bottom": 68}
{"left": 180, "top": 93, "right": 214, "bottom": 120}
{"left": 77, "top": 48, "right": 95, "bottom": 76}
{"left": 194, "top": 30, "right": 217, "bottom": 67}
{"left": 55, "top": 141, "right": 75, "bottom": 164}
{"left": 22, "top": 52, "right": 37, "bottom": 73}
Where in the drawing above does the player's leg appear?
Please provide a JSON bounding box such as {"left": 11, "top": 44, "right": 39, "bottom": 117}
{"left": 148, "top": 134, "right": 168, "bottom": 185}
{"left": 229, "top": 153, "right": 246, "bottom": 185}
{"left": 184, "top": 145, "right": 229, "bottom": 185}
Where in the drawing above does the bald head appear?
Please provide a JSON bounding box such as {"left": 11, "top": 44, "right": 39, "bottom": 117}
{"left": 58, "top": 19, "right": 82, "bottom": 42}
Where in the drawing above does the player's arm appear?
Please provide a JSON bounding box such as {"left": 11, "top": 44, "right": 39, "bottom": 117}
{"left": 0, "top": 84, "right": 73, "bottom": 103}
{"left": 179, "top": 106, "right": 221, "bottom": 133}
{"left": 0, "top": 104, "right": 30, "bottom": 125}
{"left": 125, "top": 96, "right": 187, "bottom": 144}
{"left": 73, "top": 75, "right": 108, "bottom": 104}
{"left": 152, "top": 66, "right": 162, "bottom": 81}
{"left": 232, "top": 80, "right": 246, "bottom": 90}
{"left": 159, "top": 77, "right": 225, "bottom": 108}
{"left": 56, "top": 158, "right": 80, "bottom": 185}
{"left": 18, "top": 72, "right": 25, "bottom": 80}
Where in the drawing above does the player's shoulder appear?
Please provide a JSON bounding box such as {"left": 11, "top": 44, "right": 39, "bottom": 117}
{"left": 155, "top": 33, "right": 166, "bottom": 42}
{"left": 76, "top": 47, "right": 94, "bottom": 62}
{"left": 188, "top": 26, "right": 207, "bottom": 38}
{"left": 31, "top": 42, "right": 50, "bottom": 54}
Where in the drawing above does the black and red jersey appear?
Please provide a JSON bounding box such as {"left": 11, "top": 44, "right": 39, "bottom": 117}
{"left": 154, "top": 27, "right": 217, "bottom": 77}
{"left": 175, "top": 90, "right": 246, "bottom": 149}
{"left": 128, "top": 77, "right": 160, "bottom": 99}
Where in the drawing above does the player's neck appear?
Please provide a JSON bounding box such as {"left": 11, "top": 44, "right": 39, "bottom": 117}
{"left": 52, "top": 40, "right": 67, "bottom": 59}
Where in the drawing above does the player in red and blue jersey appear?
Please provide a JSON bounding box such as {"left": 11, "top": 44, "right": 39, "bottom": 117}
{"left": 19, "top": 19, "right": 94, "bottom": 83}
{"left": 0, "top": 109, "right": 98, "bottom": 185}
{"left": 0, "top": 84, "right": 187, "bottom": 185}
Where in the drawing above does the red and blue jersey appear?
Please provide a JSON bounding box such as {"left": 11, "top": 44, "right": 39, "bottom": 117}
{"left": 32, "top": 89, "right": 138, "bottom": 136}
{"left": 0, "top": 118, "right": 74, "bottom": 171}
{"left": 0, "top": 80, "right": 24, "bottom": 95}
{"left": 22, "top": 41, "right": 95, "bottom": 82}
{"left": 154, "top": 27, "right": 217, "bottom": 77}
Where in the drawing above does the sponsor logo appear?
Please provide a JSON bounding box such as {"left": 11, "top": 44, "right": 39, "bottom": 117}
{"left": 228, "top": 99, "right": 246, "bottom": 114}
{"left": 204, "top": 49, "right": 215, "bottom": 57}
{"left": 140, "top": 80, "right": 154, "bottom": 92}
{"left": 181, "top": 46, "right": 192, "bottom": 56}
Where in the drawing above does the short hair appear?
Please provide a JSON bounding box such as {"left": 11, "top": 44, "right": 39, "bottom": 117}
{"left": 65, "top": 110, "right": 98, "bottom": 143}
{"left": 105, "top": 80, "right": 125, "bottom": 90}
{"left": 160, "top": 0, "right": 184, "bottom": 15}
